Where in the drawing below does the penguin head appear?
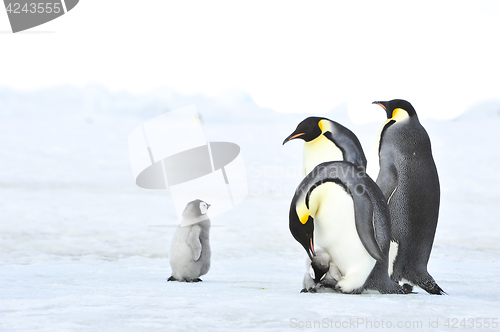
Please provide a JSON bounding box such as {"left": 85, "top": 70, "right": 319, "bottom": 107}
{"left": 182, "top": 199, "right": 211, "bottom": 219}
{"left": 289, "top": 207, "right": 316, "bottom": 260}
{"left": 283, "top": 116, "right": 367, "bottom": 169}
{"left": 199, "top": 201, "right": 211, "bottom": 215}
{"left": 282, "top": 117, "right": 326, "bottom": 144}
{"left": 372, "top": 99, "right": 417, "bottom": 120}
{"left": 310, "top": 256, "right": 329, "bottom": 284}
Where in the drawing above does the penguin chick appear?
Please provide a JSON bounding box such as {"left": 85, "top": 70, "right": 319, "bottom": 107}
{"left": 301, "top": 248, "right": 341, "bottom": 293}
{"left": 283, "top": 117, "right": 367, "bottom": 175}
{"left": 168, "top": 200, "right": 211, "bottom": 282}
{"left": 372, "top": 99, "right": 445, "bottom": 295}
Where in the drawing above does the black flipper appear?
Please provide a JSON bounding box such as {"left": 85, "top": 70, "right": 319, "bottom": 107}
{"left": 360, "top": 173, "right": 393, "bottom": 261}
{"left": 351, "top": 189, "right": 386, "bottom": 263}
{"left": 376, "top": 162, "right": 398, "bottom": 200}
{"left": 319, "top": 279, "right": 338, "bottom": 288}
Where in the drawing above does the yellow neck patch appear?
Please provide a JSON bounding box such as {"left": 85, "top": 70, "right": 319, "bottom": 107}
{"left": 296, "top": 199, "right": 310, "bottom": 224}
{"left": 377, "top": 107, "right": 410, "bottom": 141}
{"left": 392, "top": 108, "right": 409, "bottom": 122}
{"left": 318, "top": 119, "right": 332, "bottom": 134}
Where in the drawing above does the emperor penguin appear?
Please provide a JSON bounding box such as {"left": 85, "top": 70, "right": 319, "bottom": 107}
{"left": 289, "top": 161, "right": 406, "bottom": 294}
{"left": 301, "top": 248, "right": 341, "bottom": 293}
{"left": 283, "top": 117, "right": 367, "bottom": 175}
{"left": 168, "top": 199, "right": 211, "bottom": 282}
{"left": 371, "top": 99, "right": 445, "bottom": 295}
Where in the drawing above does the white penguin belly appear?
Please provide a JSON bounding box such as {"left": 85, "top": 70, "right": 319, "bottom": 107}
{"left": 303, "top": 136, "right": 343, "bottom": 175}
{"left": 311, "top": 183, "right": 376, "bottom": 292}
{"left": 388, "top": 241, "right": 398, "bottom": 277}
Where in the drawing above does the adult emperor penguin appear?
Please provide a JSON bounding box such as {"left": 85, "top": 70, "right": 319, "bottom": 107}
{"left": 283, "top": 117, "right": 367, "bottom": 175}
{"left": 372, "top": 99, "right": 445, "bottom": 295}
{"left": 290, "top": 161, "right": 406, "bottom": 294}
{"left": 168, "top": 199, "right": 211, "bottom": 282}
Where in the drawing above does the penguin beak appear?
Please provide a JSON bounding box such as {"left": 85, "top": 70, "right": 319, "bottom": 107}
{"left": 372, "top": 101, "right": 392, "bottom": 119}
{"left": 372, "top": 101, "right": 386, "bottom": 109}
{"left": 282, "top": 132, "right": 305, "bottom": 145}
{"left": 207, "top": 204, "right": 211, "bottom": 209}
{"left": 307, "top": 237, "right": 316, "bottom": 260}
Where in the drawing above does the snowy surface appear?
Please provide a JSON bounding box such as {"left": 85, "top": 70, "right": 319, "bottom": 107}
{"left": 1, "top": 88, "right": 500, "bottom": 331}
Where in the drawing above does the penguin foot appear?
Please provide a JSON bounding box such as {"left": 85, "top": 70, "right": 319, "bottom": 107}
{"left": 308, "top": 287, "right": 318, "bottom": 293}
{"left": 375, "top": 280, "right": 409, "bottom": 294}
{"left": 402, "top": 283, "right": 414, "bottom": 294}
{"left": 168, "top": 276, "right": 203, "bottom": 282}
{"left": 406, "top": 273, "right": 447, "bottom": 295}
{"left": 418, "top": 281, "right": 446, "bottom": 295}
{"left": 300, "top": 287, "right": 318, "bottom": 293}
{"left": 416, "top": 275, "right": 447, "bottom": 295}
{"left": 319, "top": 279, "right": 338, "bottom": 289}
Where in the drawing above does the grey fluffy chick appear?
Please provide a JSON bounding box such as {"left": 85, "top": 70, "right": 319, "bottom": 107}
{"left": 301, "top": 248, "right": 341, "bottom": 293}
{"left": 168, "top": 200, "right": 211, "bottom": 282}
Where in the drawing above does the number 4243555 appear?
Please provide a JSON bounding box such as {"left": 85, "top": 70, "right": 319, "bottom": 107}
{"left": 444, "top": 318, "right": 498, "bottom": 329}
{"left": 6, "top": 3, "right": 62, "bottom": 14}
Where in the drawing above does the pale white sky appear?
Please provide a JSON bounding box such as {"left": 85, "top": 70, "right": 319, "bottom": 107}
{"left": 1, "top": 0, "right": 499, "bottom": 122}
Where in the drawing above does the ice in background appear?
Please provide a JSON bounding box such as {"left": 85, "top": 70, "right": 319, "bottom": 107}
{"left": 1, "top": 86, "right": 499, "bottom": 331}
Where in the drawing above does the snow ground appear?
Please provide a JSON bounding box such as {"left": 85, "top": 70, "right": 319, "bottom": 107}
{"left": 1, "top": 89, "right": 499, "bottom": 331}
